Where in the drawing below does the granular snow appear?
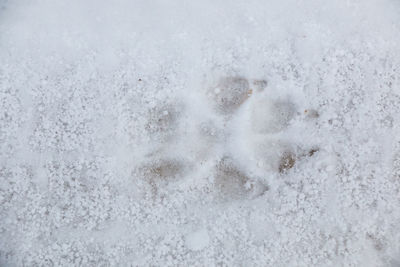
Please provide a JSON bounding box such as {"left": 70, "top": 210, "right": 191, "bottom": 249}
{"left": 1, "top": 0, "right": 400, "bottom": 266}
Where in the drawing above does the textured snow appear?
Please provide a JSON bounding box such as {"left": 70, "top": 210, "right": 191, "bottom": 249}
{"left": 1, "top": 0, "right": 400, "bottom": 266}
{"left": 185, "top": 229, "right": 210, "bottom": 251}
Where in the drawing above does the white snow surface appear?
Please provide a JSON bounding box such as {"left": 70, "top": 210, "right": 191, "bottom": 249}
{"left": 1, "top": 0, "right": 400, "bottom": 266}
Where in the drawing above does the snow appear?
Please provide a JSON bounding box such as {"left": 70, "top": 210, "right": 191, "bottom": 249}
{"left": 1, "top": 0, "right": 400, "bottom": 266}
{"left": 185, "top": 229, "right": 210, "bottom": 251}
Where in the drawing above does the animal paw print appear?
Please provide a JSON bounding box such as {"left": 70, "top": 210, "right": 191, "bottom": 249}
{"left": 140, "top": 75, "right": 319, "bottom": 201}
{"left": 208, "top": 77, "right": 252, "bottom": 114}
{"left": 140, "top": 158, "right": 187, "bottom": 197}
{"left": 208, "top": 76, "right": 268, "bottom": 115}
{"left": 209, "top": 75, "right": 319, "bottom": 183}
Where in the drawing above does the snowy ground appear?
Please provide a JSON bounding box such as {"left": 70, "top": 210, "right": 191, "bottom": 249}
{"left": 1, "top": 0, "right": 400, "bottom": 266}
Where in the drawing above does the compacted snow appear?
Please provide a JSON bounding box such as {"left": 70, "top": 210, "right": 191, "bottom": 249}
{"left": 1, "top": 0, "right": 400, "bottom": 266}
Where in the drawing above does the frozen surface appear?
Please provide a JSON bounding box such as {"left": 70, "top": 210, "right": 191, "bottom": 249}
{"left": 1, "top": 0, "right": 400, "bottom": 266}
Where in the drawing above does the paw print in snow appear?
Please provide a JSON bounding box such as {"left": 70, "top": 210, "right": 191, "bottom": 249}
{"left": 140, "top": 158, "right": 187, "bottom": 197}
{"left": 220, "top": 76, "right": 319, "bottom": 176}
{"left": 208, "top": 77, "right": 253, "bottom": 115}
